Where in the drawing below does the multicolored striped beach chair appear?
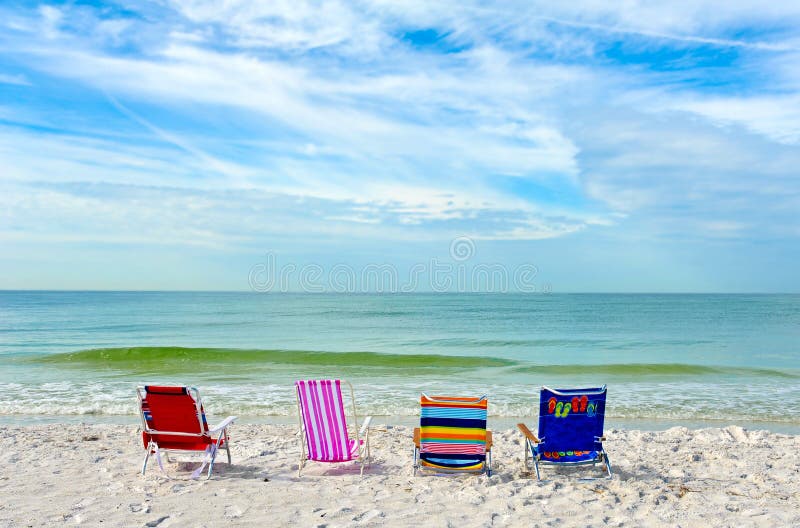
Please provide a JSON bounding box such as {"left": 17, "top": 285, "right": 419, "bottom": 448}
{"left": 137, "top": 385, "right": 236, "bottom": 479}
{"left": 413, "top": 394, "right": 492, "bottom": 476}
{"left": 517, "top": 385, "right": 611, "bottom": 480}
{"left": 295, "top": 379, "right": 372, "bottom": 476}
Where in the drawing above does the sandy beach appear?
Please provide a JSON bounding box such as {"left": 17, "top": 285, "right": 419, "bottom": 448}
{"left": 1, "top": 423, "right": 798, "bottom": 527}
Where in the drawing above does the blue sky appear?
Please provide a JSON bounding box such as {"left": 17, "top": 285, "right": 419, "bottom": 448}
{"left": 1, "top": 1, "right": 800, "bottom": 292}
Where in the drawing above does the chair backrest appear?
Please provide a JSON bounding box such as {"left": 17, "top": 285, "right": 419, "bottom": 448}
{"left": 419, "top": 394, "right": 487, "bottom": 468}
{"left": 295, "top": 379, "right": 354, "bottom": 462}
{"left": 537, "top": 386, "right": 607, "bottom": 453}
{"left": 138, "top": 386, "right": 208, "bottom": 442}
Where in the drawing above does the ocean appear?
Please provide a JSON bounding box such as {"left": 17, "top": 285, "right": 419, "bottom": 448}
{"left": 1, "top": 291, "right": 798, "bottom": 431}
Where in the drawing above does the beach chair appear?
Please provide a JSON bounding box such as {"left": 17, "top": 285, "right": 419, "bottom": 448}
{"left": 137, "top": 385, "right": 236, "bottom": 479}
{"left": 517, "top": 385, "right": 611, "bottom": 480}
{"left": 295, "top": 379, "right": 372, "bottom": 476}
{"left": 413, "top": 394, "right": 492, "bottom": 476}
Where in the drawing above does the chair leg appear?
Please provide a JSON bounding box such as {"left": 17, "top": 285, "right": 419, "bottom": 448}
{"left": 206, "top": 445, "right": 219, "bottom": 480}
{"left": 603, "top": 452, "right": 613, "bottom": 479}
{"left": 141, "top": 449, "right": 151, "bottom": 476}
{"left": 297, "top": 429, "right": 305, "bottom": 477}
{"left": 224, "top": 429, "right": 231, "bottom": 464}
{"left": 412, "top": 447, "right": 419, "bottom": 476}
{"left": 533, "top": 456, "right": 542, "bottom": 481}
{"left": 486, "top": 450, "right": 493, "bottom": 477}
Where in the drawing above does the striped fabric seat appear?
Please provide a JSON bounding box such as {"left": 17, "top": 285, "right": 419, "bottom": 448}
{"left": 295, "top": 380, "right": 372, "bottom": 476}
{"left": 417, "top": 394, "right": 490, "bottom": 474}
{"left": 296, "top": 379, "right": 356, "bottom": 462}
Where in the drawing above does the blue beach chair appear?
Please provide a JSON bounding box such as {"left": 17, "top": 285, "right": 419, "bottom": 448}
{"left": 517, "top": 386, "right": 611, "bottom": 480}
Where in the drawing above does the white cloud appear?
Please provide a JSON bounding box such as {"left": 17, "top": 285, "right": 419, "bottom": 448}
{"left": 675, "top": 95, "right": 800, "bottom": 145}
{"left": 524, "top": 1, "right": 800, "bottom": 44}
{"left": 0, "top": 73, "right": 30, "bottom": 86}
{"left": 1, "top": 0, "right": 799, "bottom": 252}
{"left": 170, "top": 0, "right": 380, "bottom": 52}
{"left": 38, "top": 5, "right": 62, "bottom": 39}
{"left": 3, "top": 35, "right": 591, "bottom": 231}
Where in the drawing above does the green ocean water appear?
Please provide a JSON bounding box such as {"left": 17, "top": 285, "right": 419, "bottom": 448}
{"left": 1, "top": 292, "right": 799, "bottom": 430}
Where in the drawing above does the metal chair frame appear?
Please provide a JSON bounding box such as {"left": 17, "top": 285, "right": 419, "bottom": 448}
{"left": 413, "top": 394, "right": 493, "bottom": 477}
{"left": 295, "top": 380, "right": 372, "bottom": 477}
{"left": 137, "top": 386, "right": 234, "bottom": 479}
{"left": 520, "top": 385, "right": 612, "bottom": 481}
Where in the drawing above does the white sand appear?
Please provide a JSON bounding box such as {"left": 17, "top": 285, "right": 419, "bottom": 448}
{"left": 1, "top": 423, "right": 799, "bottom": 527}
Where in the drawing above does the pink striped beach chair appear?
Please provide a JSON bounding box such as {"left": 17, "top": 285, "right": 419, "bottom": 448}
{"left": 295, "top": 379, "right": 372, "bottom": 476}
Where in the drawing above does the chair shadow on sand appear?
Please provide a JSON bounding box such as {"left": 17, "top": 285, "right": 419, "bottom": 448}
{"left": 168, "top": 460, "right": 390, "bottom": 480}
{"left": 520, "top": 461, "right": 660, "bottom": 483}
{"left": 606, "top": 463, "right": 672, "bottom": 482}
{"left": 521, "top": 463, "right": 616, "bottom": 482}
{"left": 168, "top": 460, "right": 269, "bottom": 480}
{"left": 290, "top": 461, "right": 389, "bottom": 478}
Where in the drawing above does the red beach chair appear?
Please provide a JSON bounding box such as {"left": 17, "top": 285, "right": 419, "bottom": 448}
{"left": 137, "top": 385, "right": 236, "bottom": 479}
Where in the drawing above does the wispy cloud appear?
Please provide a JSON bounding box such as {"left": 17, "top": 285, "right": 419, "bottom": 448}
{"left": 0, "top": 73, "right": 30, "bottom": 86}
{"left": 0, "top": 0, "right": 799, "bottom": 290}
{"left": 531, "top": 14, "right": 800, "bottom": 52}
{"left": 674, "top": 95, "right": 800, "bottom": 145}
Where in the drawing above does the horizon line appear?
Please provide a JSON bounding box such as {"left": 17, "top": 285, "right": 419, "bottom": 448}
{"left": 0, "top": 289, "right": 798, "bottom": 295}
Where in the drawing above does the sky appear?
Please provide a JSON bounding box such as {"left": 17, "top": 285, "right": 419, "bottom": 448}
{"left": 1, "top": 1, "right": 799, "bottom": 292}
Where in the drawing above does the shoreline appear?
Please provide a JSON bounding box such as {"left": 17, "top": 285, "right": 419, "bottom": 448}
{"left": 2, "top": 414, "right": 799, "bottom": 435}
{"left": 2, "top": 423, "right": 798, "bottom": 526}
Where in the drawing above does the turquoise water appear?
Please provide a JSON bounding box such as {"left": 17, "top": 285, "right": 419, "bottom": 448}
{"left": 1, "top": 292, "right": 799, "bottom": 430}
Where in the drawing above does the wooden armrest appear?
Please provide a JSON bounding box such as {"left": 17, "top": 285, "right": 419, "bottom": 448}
{"left": 517, "top": 423, "right": 541, "bottom": 443}
{"left": 485, "top": 430, "right": 492, "bottom": 451}
{"left": 413, "top": 427, "right": 420, "bottom": 448}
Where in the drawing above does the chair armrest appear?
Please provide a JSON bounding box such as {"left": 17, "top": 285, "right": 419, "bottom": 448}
{"left": 208, "top": 416, "right": 236, "bottom": 434}
{"left": 517, "top": 423, "right": 541, "bottom": 443}
{"left": 143, "top": 430, "right": 204, "bottom": 438}
{"left": 486, "top": 430, "right": 492, "bottom": 451}
{"left": 359, "top": 416, "right": 372, "bottom": 436}
{"left": 413, "top": 427, "right": 420, "bottom": 448}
